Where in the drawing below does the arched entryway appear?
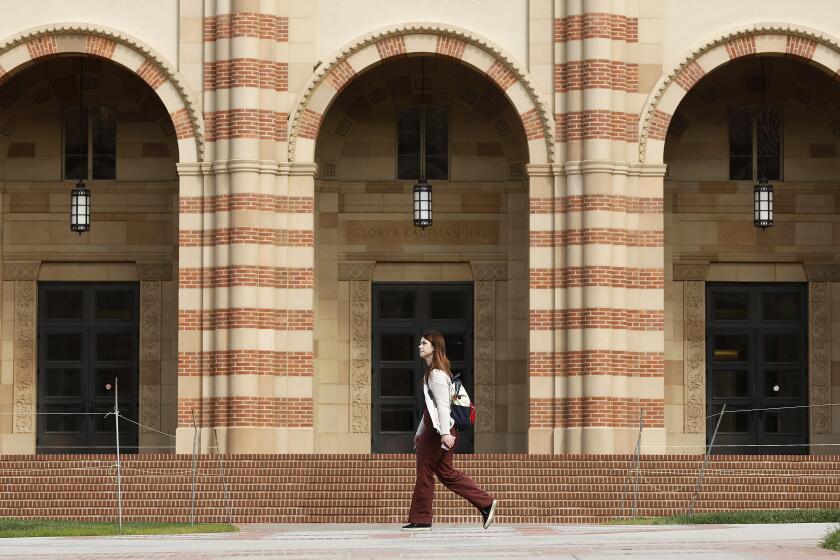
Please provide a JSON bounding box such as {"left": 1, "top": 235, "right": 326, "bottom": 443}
{"left": 0, "top": 26, "right": 203, "bottom": 454}
{"left": 649, "top": 26, "right": 840, "bottom": 454}
{"left": 289, "top": 25, "right": 554, "bottom": 454}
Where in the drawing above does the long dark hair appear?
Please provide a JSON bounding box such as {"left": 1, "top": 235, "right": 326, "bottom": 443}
{"left": 421, "top": 330, "right": 452, "bottom": 384}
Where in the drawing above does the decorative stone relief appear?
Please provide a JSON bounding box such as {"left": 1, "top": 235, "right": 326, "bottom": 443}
{"left": 339, "top": 262, "right": 375, "bottom": 281}
{"left": 13, "top": 281, "right": 35, "bottom": 434}
{"left": 139, "top": 281, "right": 162, "bottom": 431}
{"left": 683, "top": 281, "right": 705, "bottom": 434}
{"left": 4, "top": 263, "right": 39, "bottom": 281}
{"left": 805, "top": 264, "right": 840, "bottom": 282}
{"left": 673, "top": 263, "right": 709, "bottom": 282}
{"left": 809, "top": 282, "right": 831, "bottom": 435}
{"left": 137, "top": 263, "right": 172, "bottom": 281}
{"left": 349, "top": 279, "right": 372, "bottom": 433}
{"left": 470, "top": 262, "right": 507, "bottom": 281}
{"left": 474, "top": 280, "right": 495, "bottom": 432}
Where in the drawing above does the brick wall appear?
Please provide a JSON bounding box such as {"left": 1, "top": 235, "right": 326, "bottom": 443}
{"left": 1, "top": 454, "right": 838, "bottom": 523}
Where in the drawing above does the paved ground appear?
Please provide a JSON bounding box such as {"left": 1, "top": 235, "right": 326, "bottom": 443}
{"left": 0, "top": 523, "right": 838, "bottom": 559}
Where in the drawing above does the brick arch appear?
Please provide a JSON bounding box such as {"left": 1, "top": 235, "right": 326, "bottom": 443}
{"left": 0, "top": 24, "right": 204, "bottom": 162}
{"left": 288, "top": 23, "right": 555, "bottom": 165}
{"left": 638, "top": 24, "right": 840, "bottom": 164}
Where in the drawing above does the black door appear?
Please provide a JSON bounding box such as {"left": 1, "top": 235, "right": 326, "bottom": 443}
{"left": 372, "top": 283, "right": 474, "bottom": 453}
{"left": 37, "top": 283, "right": 139, "bottom": 454}
{"left": 706, "top": 283, "right": 808, "bottom": 454}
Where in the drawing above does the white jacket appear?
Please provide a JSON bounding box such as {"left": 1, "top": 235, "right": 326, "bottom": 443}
{"left": 416, "top": 368, "right": 454, "bottom": 438}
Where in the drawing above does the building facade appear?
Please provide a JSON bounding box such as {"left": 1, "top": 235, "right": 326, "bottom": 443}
{"left": 0, "top": 0, "right": 839, "bottom": 456}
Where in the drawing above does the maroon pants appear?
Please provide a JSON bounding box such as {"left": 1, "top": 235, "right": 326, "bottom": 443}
{"left": 407, "top": 411, "right": 493, "bottom": 524}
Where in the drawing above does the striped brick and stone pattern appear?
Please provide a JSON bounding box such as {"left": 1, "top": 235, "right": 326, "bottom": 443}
{"left": 176, "top": 6, "right": 312, "bottom": 452}
{"left": 177, "top": 167, "right": 315, "bottom": 453}
{"left": 202, "top": 9, "right": 289, "bottom": 161}
{"left": 529, "top": 5, "right": 665, "bottom": 453}
{"left": 3, "top": 453, "right": 840, "bottom": 523}
{"left": 553, "top": 8, "right": 641, "bottom": 161}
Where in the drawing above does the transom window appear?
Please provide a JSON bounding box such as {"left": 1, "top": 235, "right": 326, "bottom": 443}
{"left": 728, "top": 106, "right": 782, "bottom": 181}
{"left": 396, "top": 106, "right": 448, "bottom": 180}
{"left": 63, "top": 105, "right": 116, "bottom": 181}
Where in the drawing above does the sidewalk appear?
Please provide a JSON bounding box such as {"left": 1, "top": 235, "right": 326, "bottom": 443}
{"left": 0, "top": 523, "right": 837, "bottom": 559}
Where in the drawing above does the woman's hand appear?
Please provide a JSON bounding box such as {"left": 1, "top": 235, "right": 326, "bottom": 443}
{"left": 441, "top": 434, "right": 456, "bottom": 450}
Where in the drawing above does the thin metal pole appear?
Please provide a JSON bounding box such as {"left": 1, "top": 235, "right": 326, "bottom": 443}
{"left": 213, "top": 428, "right": 233, "bottom": 524}
{"left": 114, "top": 377, "right": 123, "bottom": 531}
{"left": 620, "top": 409, "right": 644, "bottom": 519}
{"left": 631, "top": 409, "right": 644, "bottom": 518}
{"left": 191, "top": 409, "right": 198, "bottom": 525}
{"left": 688, "top": 403, "right": 726, "bottom": 515}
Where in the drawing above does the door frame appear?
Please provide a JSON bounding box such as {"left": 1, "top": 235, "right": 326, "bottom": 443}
{"left": 371, "top": 282, "right": 474, "bottom": 453}
{"left": 36, "top": 282, "right": 140, "bottom": 454}
{"left": 705, "top": 282, "right": 809, "bottom": 454}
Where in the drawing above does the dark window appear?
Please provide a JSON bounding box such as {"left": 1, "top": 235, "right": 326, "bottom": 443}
{"left": 396, "top": 106, "right": 448, "bottom": 180}
{"left": 728, "top": 106, "right": 782, "bottom": 181}
{"left": 712, "top": 292, "right": 749, "bottom": 321}
{"left": 64, "top": 106, "right": 116, "bottom": 180}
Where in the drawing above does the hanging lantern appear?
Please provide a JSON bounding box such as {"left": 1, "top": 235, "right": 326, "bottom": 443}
{"left": 413, "top": 178, "right": 432, "bottom": 228}
{"left": 753, "top": 178, "right": 773, "bottom": 230}
{"left": 70, "top": 179, "right": 91, "bottom": 234}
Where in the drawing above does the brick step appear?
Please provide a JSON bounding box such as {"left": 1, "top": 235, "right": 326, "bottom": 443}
{"left": 2, "top": 454, "right": 840, "bottom": 523}
{"left": 3, "top": 485, "right": 839, "bottom": 495}
{"left": 3, "top": 459, "right": 836, "bottom": 467}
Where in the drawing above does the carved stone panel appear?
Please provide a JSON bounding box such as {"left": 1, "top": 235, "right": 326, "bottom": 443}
{"left": 339, "top": 262, "right": 375, "bottom": 281}
{"left": 470, "top": 262, "right": 507, "bottom": 281}
{"left": 805, "top": 264, "right": 840, "bottom": 282}
{"left": 809, "top": 282, "right": 831, "bottom": 435}
{"left": 683, "top": 281, "right": 705, "bottom": 434}
{"left": 139, "top": 281, "right": 162, "bottom": 431}
{"left": 349, "top": 279, "right": 372, "bottom": 433}
{"left": 673, "top": 263, "right": 709, "bottom": 281}
{"left": 137, "top": 263, "right": 172, "bottom": 281}
{"left": 4, "top": 263, "right": 39, "bottom": 281}
{"left": 474, "top": 280, "right": 495, "bottom": 432}
{"left": 13, "top": 281, "right": 35, "bottom": 434}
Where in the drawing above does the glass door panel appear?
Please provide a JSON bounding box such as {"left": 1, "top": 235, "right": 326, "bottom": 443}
{"left": 37, "top": 283, "right": 139, "bottom": 454}
{"left": 706, "top": 283, "right": 807, "bottom": 455}
{"left": 372, "top": 283, "right": 473, "bottom": 453}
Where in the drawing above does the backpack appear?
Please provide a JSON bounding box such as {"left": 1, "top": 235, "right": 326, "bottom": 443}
{"left": 449, "top": 373, "right": 476, "bottom": 430}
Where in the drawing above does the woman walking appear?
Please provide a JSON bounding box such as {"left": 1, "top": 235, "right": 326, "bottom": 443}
{"left": 402, "top": 331, "right": 498, "bottom": 532}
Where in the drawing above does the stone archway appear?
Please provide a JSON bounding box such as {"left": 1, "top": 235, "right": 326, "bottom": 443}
{"left": 0, "top": 26, "right": 190, "bottom": 453}
{"left": 647, "top": 24, "right": 840, "bottom": 450}
{"left": 0, "top": 24, "right": 204, "bottom": 162}
{"left": 638, "top": 24, "right": 840, "bottom": 165}
{"left": 287, "top": 23, "right": 555, "bottom": 166}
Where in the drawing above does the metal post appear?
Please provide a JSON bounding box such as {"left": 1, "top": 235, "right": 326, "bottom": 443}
{"left": 213, "top": 428, "right": 233, "bottom": 524}
{"left": 620, "top": 409, "right": 644, "bottom": 519}
{"left": 688, "top": 403, "right": 726, "bottom": 515}
{"left": 114, "top": 377, "right": 123, "bottom": 531}
{"left": 191, "top": 408, "right": 198, "bottom": 526}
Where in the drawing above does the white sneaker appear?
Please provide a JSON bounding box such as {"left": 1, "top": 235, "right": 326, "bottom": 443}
{"left": 481, "top": 499, "right": 498, "bottom": 529}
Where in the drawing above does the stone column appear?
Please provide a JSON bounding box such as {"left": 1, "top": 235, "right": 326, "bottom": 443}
{"left": 544, "top": 0, "right": 666, "bottom": 453}
{"left": 138, "top": 263, "right": 169, "bottom": 451}
{"left": 5, "top": 263, "right": 38, "bottom": 453}
{"left": 341, "top": 262, "right": 375, "bottom": 439}
{"left": 471, "top": 262, "right": 507, "bottom": 448}
{"left": 805, "top": 264, "right": 835, "bottom": 451}
{"left": 176, "top": 4, "right": 314, "bottom": 454}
